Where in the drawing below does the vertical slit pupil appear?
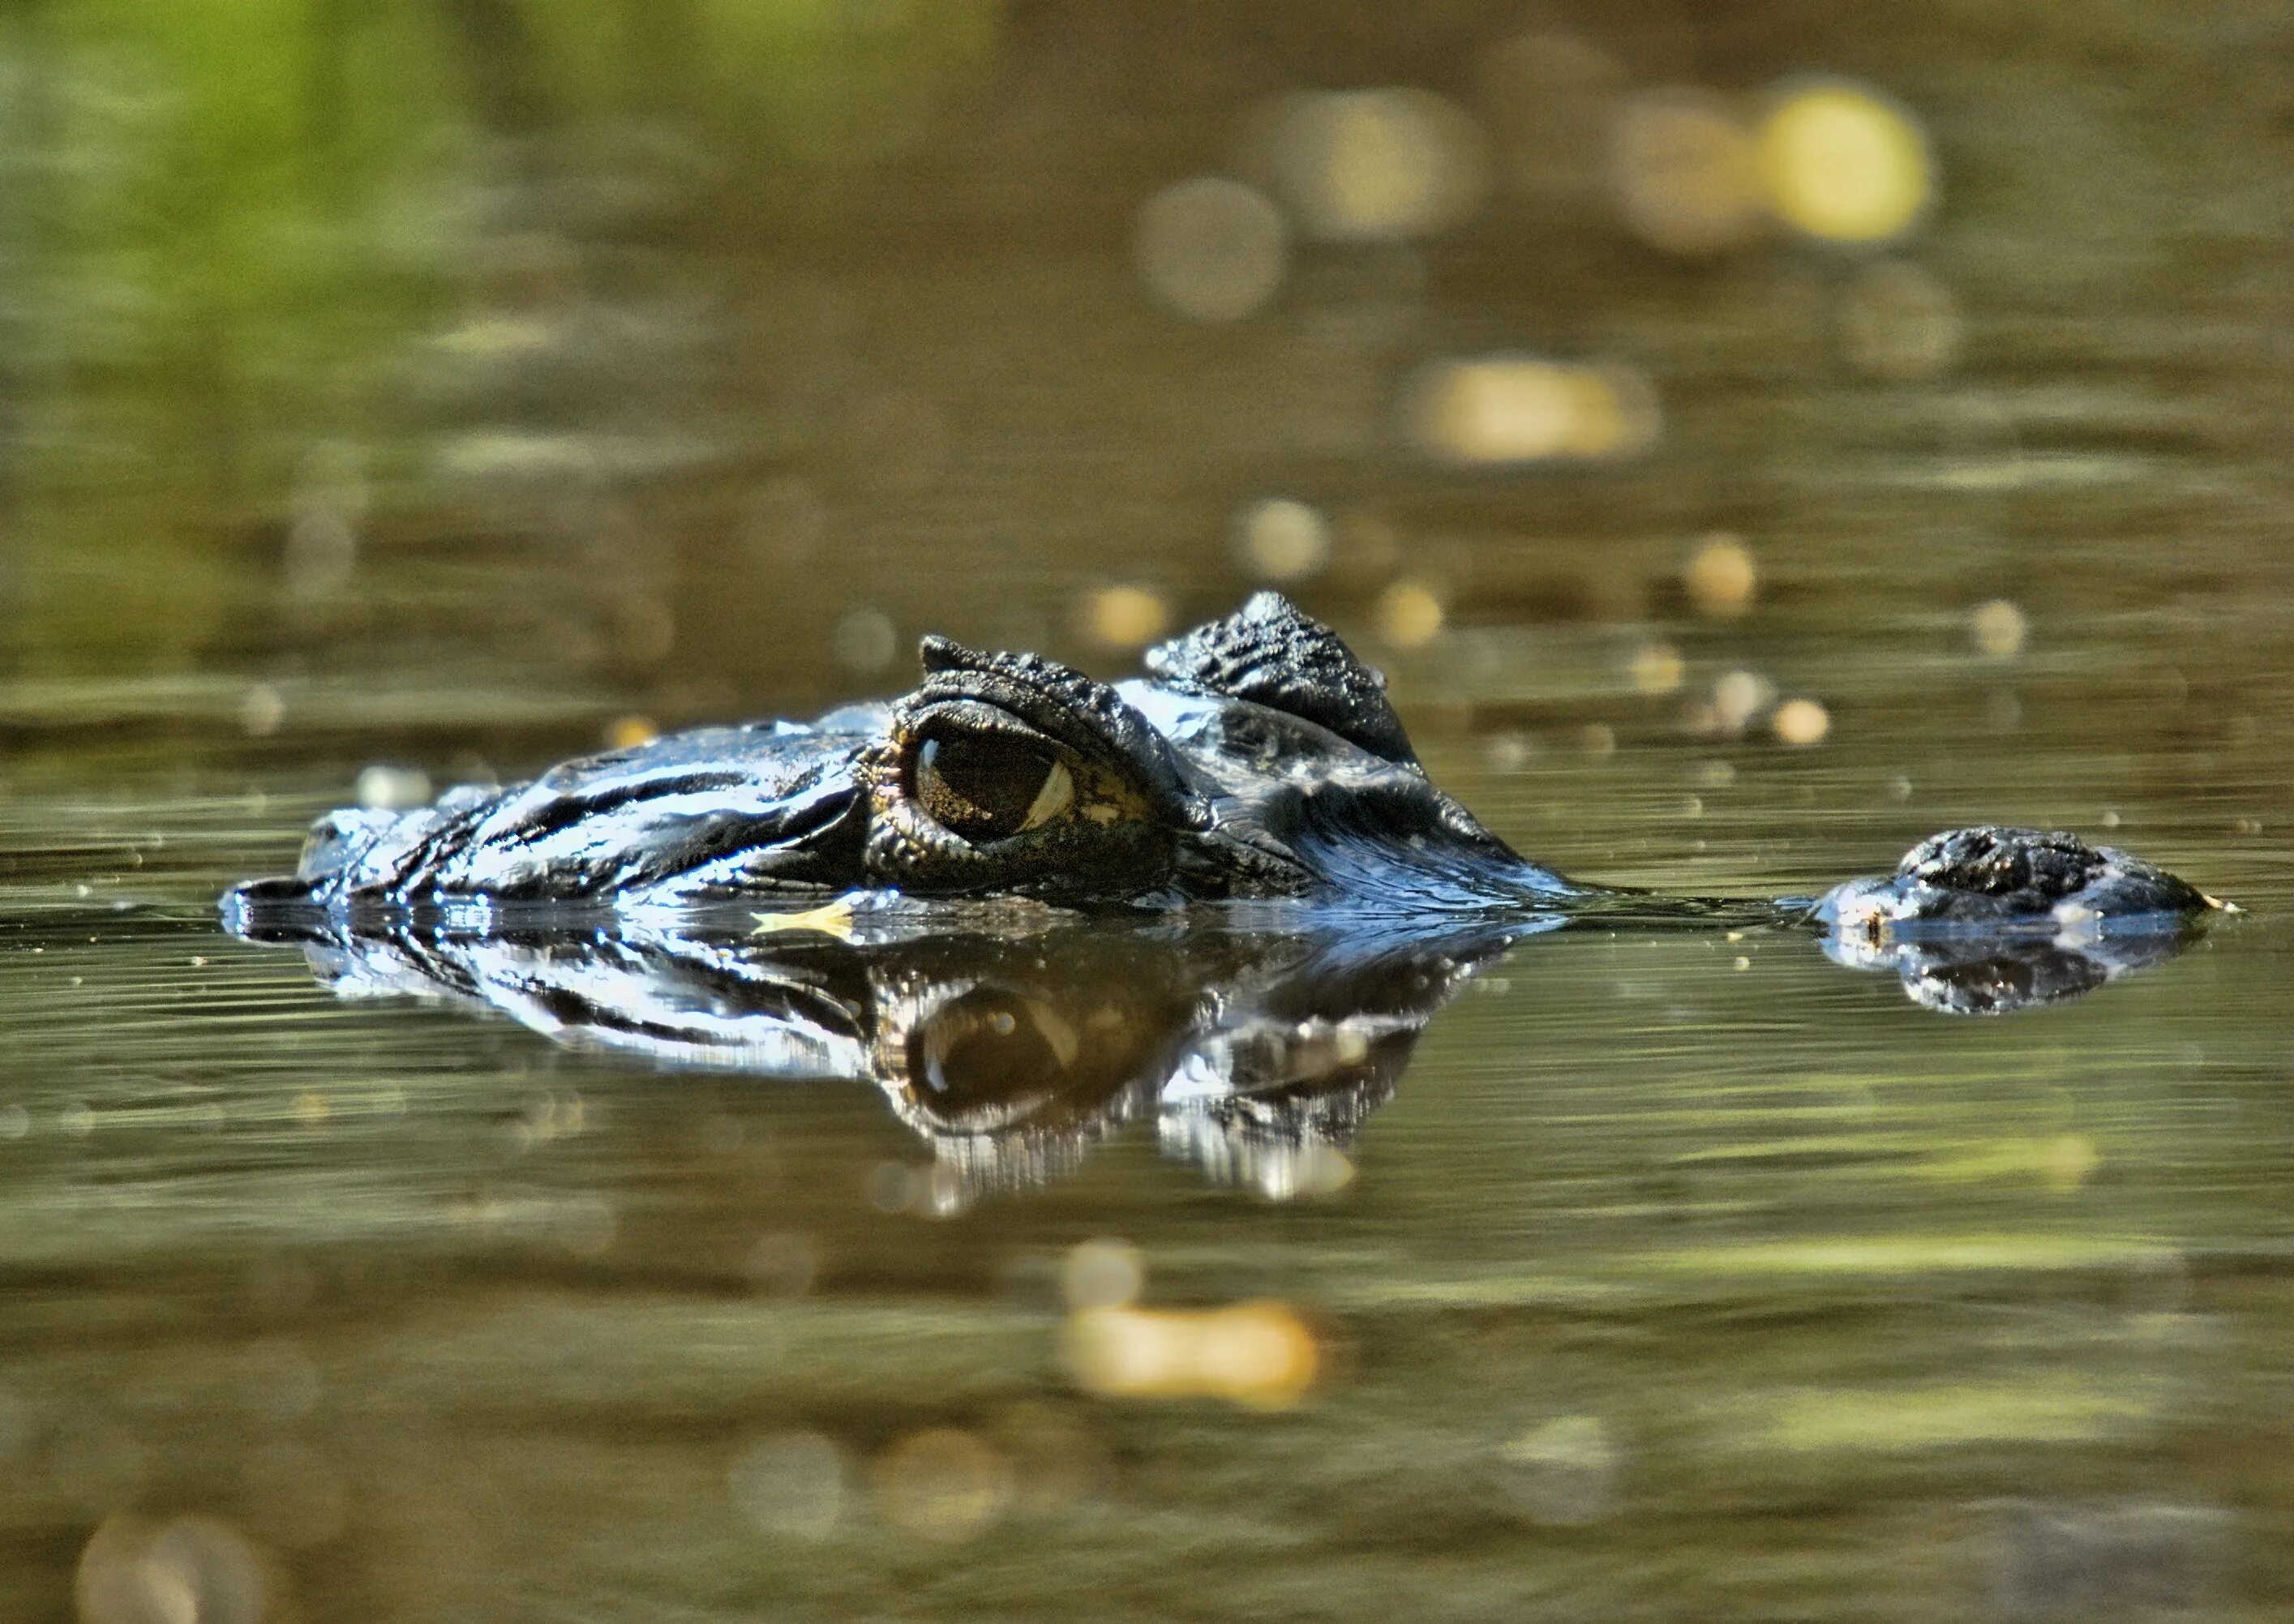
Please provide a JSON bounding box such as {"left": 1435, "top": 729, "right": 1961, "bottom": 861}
{"left": 917, "top": 732, "right": 1058, "bottom": 838}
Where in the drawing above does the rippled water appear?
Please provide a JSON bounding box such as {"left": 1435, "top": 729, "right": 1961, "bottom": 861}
{"left": 4, "top": 618, "right": 2290, "bottom": 1621}
{"left": 6, "top": 2, "right": 2294, "bottom": 1619}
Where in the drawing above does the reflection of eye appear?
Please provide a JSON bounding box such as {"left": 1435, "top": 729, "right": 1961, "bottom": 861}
{"left": 909, "top": 987, "right": 1078, "bottom": 1115}
{"left": 914, "top": 729, "right": 1074, "bottom": 842}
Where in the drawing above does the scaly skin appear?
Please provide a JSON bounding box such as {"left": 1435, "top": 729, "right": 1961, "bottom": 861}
{"left": 224, "top": 593, "right": 2220, "bottom": 941}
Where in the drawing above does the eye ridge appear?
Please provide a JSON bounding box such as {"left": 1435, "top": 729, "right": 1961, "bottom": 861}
{"left": 914, "top": 731, "right": 1075, "bottom": 841}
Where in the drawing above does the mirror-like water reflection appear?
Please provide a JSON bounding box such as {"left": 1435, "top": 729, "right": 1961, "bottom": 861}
{"left": 217, "top": 900, "right": 2213, "bottom": 1204}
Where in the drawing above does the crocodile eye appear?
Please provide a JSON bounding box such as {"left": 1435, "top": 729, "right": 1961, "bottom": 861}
{"left": 913, "top": 731, "right": 1075, "bottom": 842}
{"left": 908, "top": 986, "right": 1077, "bottom": 1116}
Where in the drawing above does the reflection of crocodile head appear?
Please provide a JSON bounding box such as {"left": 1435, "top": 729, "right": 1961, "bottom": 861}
{"left": 245, "top": 914, "right": 1525, "bottom": 1196}
{"left": 1819, "top": 925, "right": 2200, "bottom": 1016}
{"left": 222, "top": 593, "right": 2220, "bottom": 945}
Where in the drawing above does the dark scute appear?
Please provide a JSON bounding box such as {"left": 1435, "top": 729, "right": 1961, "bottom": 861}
{"left": 1144, "top": 591, "right": 1418, "bottom": 765}
{"left": 915, "top": 731, "right": 1056, "bottom": 840}
{"left": 1900, "top": 826, "right": 2107, "bottom": 902}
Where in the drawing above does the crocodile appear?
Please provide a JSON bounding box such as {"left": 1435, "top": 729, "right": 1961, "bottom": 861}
{"left": 224, "top": 591, "right": 2219, "bottom": 941}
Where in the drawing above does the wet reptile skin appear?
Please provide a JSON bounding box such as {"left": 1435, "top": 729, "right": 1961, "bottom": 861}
{"left": 223, "top": 593, "right": 2217, "bottom": 940}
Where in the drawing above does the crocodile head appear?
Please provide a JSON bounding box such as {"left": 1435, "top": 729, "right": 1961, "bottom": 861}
{"left": 224, "top": 593, "right": 2219, "bottom": 945}
{"left": 231, "top": 592, "right": 1578, "bottom": 919}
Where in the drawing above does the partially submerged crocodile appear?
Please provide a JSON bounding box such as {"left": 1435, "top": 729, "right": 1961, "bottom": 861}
{"left": 226, "top": 592, "right": 2217, "bottom": 940}
{"left": 223, "top": 592, "right": 2222, "bottom": 1193}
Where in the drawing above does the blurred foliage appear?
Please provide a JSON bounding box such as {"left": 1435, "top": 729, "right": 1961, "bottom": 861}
{"left": 0, "top": 0, "right": 1000, "bottom": 669}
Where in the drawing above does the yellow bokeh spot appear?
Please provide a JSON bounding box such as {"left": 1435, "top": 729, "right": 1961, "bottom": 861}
{"left": 1772, "top": 698, "right": 1831, "bottom": 746}
{"left": 1970, "top": 598, "right": 2029, "bottom": 659}
{"left": 1629, "top": 641, "right": 1683, "bottom": 696}
{"left": 1760, "top": 82, "right": 1932, "bottom": 244}
{"left": 1237, "top": 498, "right": 1331, "bottom": 582}
{"left": 1085, "top": 585, "right": 1171, "bottom": 649}
{"left": 1610, "top": 87, "right": 1765, "bottom": 255}
{"left": 606, "top": 714, "right": 658, "bottom": 750}
{"left": 1684, "top": 533, "right": 1757, "bottom": 617}
{"left": 1061, "top": 1300, "right": 1322, "bottom": 1408}
{"left": 1411, "top": 358, "right": 1658, "bottom": 465}
{"left": 1377, "top": 581, "right": 1445, "bottom": 648}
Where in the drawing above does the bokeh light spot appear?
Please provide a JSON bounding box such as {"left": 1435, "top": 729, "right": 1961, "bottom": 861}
{"left": 605, "top": 714, "right": 658, "bottom": 749}
{"left": 1760, "top": 81, "right": 1932, "bottom": 244}
{"left": 1684, "top": 533, "right": 1758, "bottom": 617}
{"left": 76, "top": 1515, "right": 272, "bottom": 1624}
{"left": 1476, "top": 31, "right": 1627, "bottom": 202}
{"left": 830, "top": 606, "right": 898, "bottom": 675}
{"left": 1713, "top": 670, "right": 1777, "bottom": 735}
{"left": 354, "top": 765, "right": 431, "bottom": 812}
{"left": 1772, "top": 698, "right": 1832, "bottom": 746}
{"left": 872, "top": 1428, "right": 1015, "bottom": 1540}
{"left": 1610, "top": 88, "right": 1764, "bottom": 255}
{"left": 2043, "top": 1133, "right": 2101, "bottom": 1193}
{"left": 1498, "top": 1414, "right": 1622, "bottom": 1525}
{"left": 1377, "top": 581, "right": 1445, "bottom": 649}
{"left": 1409, "top": 358, "right": 1658, "bottom": 465}
{"left": 729, "top": 1431, "right": 849, "bottom": 1542}
{"left": 238, "top": 683, "right": 285, "bottom": 738}
{"left": 1083, "top": 585, "right": 1171, "bottom": 650}
{"left": 1237, "top": 498, "right": 1332, "bottom": 583}
{"left": 1840, "top": 260, "right": 1962, "bottom": 379}
{"left": 1259, "top": 89, "right": 1490, "bottom": 242}
{"left": 1134, "top": 178, "right": 1288, "bottom": 323}
{"left": 1970, "top": 598, "right": 2029, "bottom": 659}
{"left": 1062, "top": 1300, "right": 1323, "bottom": 1408}
{"left": 1061, "top": 1237, "right": 1145, "bottom": 1310}
{"left": 1630, "top": 641, "right": 1684, "bottom": 696}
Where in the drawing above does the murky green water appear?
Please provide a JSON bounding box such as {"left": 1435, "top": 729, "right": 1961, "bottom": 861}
{"left": 6, "top": 2, "right": 2294, "bottom": 1619}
